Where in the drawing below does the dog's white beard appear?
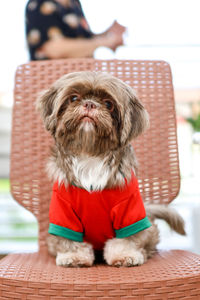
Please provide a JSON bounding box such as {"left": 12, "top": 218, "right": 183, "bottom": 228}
{"left": 75, "top": 121, "right": 97, "bottom": 154}
{"left": 79, "top": 121, "right": 94, "bottom": 132}
{"left": 72, "top": 155, "right": 111, "bottom": 192}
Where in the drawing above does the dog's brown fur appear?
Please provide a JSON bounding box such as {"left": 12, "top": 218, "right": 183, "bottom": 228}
{"left": 37, "top": 71, "right": 185, "bottom": 267}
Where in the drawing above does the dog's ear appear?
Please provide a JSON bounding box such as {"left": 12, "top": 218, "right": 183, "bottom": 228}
{"left": 121, "top": 86, "right": 149, "bottom": 145}
{"left": 36, "top": 87, "right": 57, "bottom": 133}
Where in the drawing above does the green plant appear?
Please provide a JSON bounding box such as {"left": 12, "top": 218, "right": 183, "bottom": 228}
{"left": 187, "top": 113, "right": 200, "bottom": 132}
{"left": 0, "top": 179, "right": 10, "bottom": 193}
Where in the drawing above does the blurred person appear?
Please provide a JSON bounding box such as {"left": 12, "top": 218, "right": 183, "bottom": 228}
{"left": 25, "top": 0, "right": 126, "bottom": 60}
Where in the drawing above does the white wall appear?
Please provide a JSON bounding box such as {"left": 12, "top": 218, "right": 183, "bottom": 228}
{"left": 0, "top": 0, "right": 28, "bottom": 93}
{"left": 0, "top": 0, "right": 200, "bottom": 94}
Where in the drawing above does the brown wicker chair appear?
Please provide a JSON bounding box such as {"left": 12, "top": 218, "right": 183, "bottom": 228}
{"left": 0, "top": 59, "right": 200, "bottom": 299}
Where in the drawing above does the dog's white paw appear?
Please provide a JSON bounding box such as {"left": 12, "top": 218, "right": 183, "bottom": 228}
{"left": 104, "top": 238, "right": 146, "bottom": 267}
{"left": 110, "top": 251, "right": 145, "bottom": 267}
{"left": 56, "top": 251, "right": 94, "bottom": 267}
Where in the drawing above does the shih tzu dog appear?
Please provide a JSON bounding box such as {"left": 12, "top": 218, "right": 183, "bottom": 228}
{"left": 37, "top": 71, "right": 185, "bottom": 267}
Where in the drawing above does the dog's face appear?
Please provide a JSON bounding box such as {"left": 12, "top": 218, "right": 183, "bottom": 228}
{"left": 37, "top": 71, "right": 149, "bottom": 155}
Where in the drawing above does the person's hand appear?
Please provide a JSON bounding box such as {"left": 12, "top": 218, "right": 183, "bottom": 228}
{"left": 106, "top": 20, "right": 126, "bottom": 36}
{"left": 106, "top": 32, "right": 124, "bottom": 51}
{"left": 100, "top": 20, "right": 126, "bottom": 51}
{"left": 95, "top": 32, "right": 124, "bottom": 52}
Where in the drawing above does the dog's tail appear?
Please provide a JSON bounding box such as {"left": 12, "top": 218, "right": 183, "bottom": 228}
{"left": 145, "top": 204, "right": 186, "bottom": 235}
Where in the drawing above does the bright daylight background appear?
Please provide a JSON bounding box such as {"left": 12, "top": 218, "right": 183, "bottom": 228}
{"left": 0, "top": 0, "right": 200, "bottom": 256}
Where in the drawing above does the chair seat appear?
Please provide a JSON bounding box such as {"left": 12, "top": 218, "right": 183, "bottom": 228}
{"left": 0, "top": 250, "right": 200, "bottom": 299}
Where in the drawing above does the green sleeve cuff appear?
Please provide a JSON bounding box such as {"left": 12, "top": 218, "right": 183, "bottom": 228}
{"left": 115, "top": 216, "right": 151, "bottom": 238}
{"left": 48, "top": 223, "right": 83, "bottom": 242}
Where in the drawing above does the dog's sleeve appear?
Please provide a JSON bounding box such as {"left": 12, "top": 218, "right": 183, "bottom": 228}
{"left": 48, "top": 184, "right": 84, "bottom": 242}
{"left": 111, "top": 179, "right": 151, "bottom": 238}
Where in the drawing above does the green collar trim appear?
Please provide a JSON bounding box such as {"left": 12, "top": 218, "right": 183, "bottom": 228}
{"left": 48, "top": 223, "right": 83, "bottom": 242}
{"left": 115, "top": 216, "right": 151, "bottom": 238}
{"left": 71, "top": 182, "right": 93, "bottom": 191}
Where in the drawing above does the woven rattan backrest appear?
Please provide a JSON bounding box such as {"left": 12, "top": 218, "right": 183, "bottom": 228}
{"left": 11, "top": 59, "right": 180, "bottom": 251}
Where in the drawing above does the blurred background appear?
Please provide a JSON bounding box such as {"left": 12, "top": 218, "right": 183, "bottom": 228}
{"left": 0, "top": 0, "right": 200, "bottom": 257}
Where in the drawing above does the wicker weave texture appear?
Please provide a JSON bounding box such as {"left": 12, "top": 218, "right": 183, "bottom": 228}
{"left": 1, "top": 250, "right": 200, "bottom": 299}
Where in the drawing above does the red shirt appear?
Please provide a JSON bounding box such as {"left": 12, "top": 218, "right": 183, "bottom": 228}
{"left": 48, "top": 174, "right": 151, "bottom": 250}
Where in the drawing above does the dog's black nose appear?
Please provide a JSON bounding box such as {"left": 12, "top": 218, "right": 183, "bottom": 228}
{"left": 83, "top": 101, "right": 96, "bottom": 111}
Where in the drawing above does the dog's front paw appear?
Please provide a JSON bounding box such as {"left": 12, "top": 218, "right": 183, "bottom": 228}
{"left": 104, "top": 238, "right": 146, "bottom": 267}
{"left": 110, "top": 251, "right": 145, "bottom": 267}
{"left": 56, "top": 251, "right": 94, "bottom": 267}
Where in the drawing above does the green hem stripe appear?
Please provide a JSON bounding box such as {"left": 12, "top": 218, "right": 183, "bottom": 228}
{"left": 48, "top": 223, "right": 83, "bottom": 242}
{"left": 115, "top": 216, "right": 151, "bottom": 238}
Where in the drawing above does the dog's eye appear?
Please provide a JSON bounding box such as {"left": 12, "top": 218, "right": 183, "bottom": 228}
{"left": 68, "top": 94, "right": 80, "bottom": 103}
{"left": 103, "top": 99, "right": 114, "bottom": 112}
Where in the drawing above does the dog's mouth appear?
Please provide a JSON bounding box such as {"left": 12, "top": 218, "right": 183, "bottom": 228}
{"left": 80, "top": 115, "right": 96, "bottom": 124}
